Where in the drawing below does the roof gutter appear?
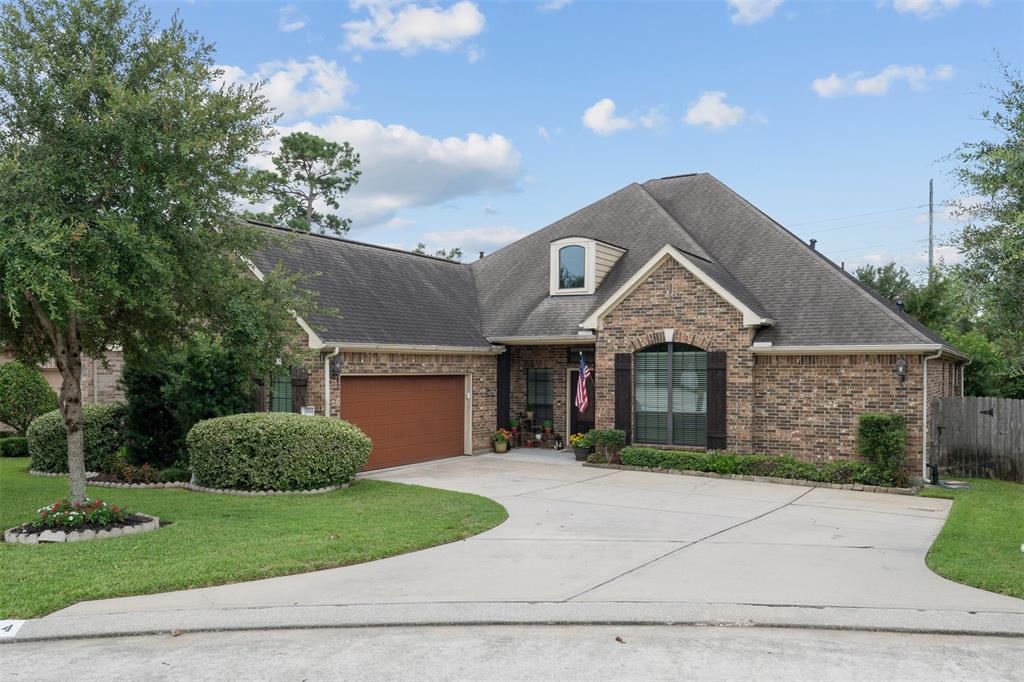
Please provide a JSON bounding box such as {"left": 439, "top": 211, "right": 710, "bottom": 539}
{"left": 922, "top": 347, "right": 943, "bottom": 484}
{"left": 325, "top": 342, "right": 505, "bottom": 355}
{"left": 748, "top": 343, "right": 968, "bottom": 361}
{"left": 487, "top": 334, "right": 595, "bottom": 345}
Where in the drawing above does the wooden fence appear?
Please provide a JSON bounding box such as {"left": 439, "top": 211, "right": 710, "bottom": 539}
{"left": 930, "top": 396, "right": 1024, "bottom": 483}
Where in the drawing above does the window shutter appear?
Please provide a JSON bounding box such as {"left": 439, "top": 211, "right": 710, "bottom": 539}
{"left": 614, "top": 353, "right": 632, "bottom": 444}
{"left": 291, "top": 366, "right": 309, "bottom": 414}
{"left": 496, "top": 352, "right": 511, "bottom": 428}
{"left": 252, "top": 380, "right": 268, "bottom": 412}
{"left": 706, "top": 351, "right": 727, "bottom": 450}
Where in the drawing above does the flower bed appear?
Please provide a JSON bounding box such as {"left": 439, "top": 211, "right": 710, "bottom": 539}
{"left": 3, "top": 497, "right": 161, "bottom": 544}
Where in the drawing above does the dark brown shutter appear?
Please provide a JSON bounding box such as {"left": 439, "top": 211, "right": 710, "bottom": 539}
{"left": 496, "top": 351, "right": 511, "bottom": 428}
{"left": 614, "top": 353, "right": 632, "bottom": 444}
{"left": 291, "top": 366, "right": 309, "bottom": 413}
{"left": 706, "top": 351, "right": 727, "bottom": 450}
{"left": 252, "top": 380, "right": 268, "bottom": 412}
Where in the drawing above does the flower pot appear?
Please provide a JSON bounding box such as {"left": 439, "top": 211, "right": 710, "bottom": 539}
{"left": 573, "top": 447, "right": 589, "bottom": 461}
{"left": 544, "top": 427, "right": 552, "bottom": 434}
{"left": 510, "top": 427, "right": 518, "bottom": 433}
{"left": 494, "top": 440, "right": 508, "bottom": 454}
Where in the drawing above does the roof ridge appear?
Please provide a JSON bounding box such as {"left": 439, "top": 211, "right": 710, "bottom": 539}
{"left": 698, "top": 175, "right": 939, "bottom": 345}
{"left": 633, "top": 182, "right": 713, "bottom": 263}
{"left": 245, "top": 218, "right": 468, "bottom": 266}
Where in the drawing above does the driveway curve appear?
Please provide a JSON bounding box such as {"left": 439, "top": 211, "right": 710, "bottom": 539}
{"left": 50, "top": 450, "right": 1023, "bottom": 620}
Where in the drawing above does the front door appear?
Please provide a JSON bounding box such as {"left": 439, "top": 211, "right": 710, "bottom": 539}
{"left": 569, "top": 369, "right": 596, "bottom": 435}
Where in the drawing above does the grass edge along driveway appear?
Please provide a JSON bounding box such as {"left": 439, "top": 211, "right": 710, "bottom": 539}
{"left": 0, "top": 458, "right": 507, "bottom": 619}
{"left": 919, "top": 478, "right": 1024, "bottom": 601}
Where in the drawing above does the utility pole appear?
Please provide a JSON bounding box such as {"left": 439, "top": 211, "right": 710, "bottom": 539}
{"left": 928, "top": 178, "right": 934, "bottom": 278}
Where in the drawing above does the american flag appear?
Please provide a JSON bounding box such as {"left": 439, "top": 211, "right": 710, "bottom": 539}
{"left": 575, "top": 353, "right": 592, "bottom": 414}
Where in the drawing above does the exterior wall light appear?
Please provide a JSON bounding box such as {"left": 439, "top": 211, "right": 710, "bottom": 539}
{"left": 894, "top": 357, "right": 908, "bottom": 384}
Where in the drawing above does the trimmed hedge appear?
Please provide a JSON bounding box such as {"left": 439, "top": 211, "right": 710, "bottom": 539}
{"left": 187, "top": 413, "right": 372, "bottom": 491}
{"left": 27, "top": 404, "right": 128, "bottom": 473}
{"left": 0, "top": 436, "right": 29, "bottom": 457}
{"left": 0, "top": 360, "right": 58, "bottom": 435}
{"left": 857, "top": 413, "right": 908, "bottom": 485}
{"left": 618, "top": 447, "right": 896, "bottom": 487}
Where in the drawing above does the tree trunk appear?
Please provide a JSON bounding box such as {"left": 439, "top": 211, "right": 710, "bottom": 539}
{"left": 54, "top": 333, "right": 86, "bottom": 503}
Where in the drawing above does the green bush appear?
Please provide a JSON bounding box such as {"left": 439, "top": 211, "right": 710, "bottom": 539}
{"left": 120, "top": 359, "right": 184, "bottom": 469}
{"left": 187, "top": 413, "right": 371, "bottom": 491}
{"left": 0, "top": 361, "right": 58, "bottom": 435}
{"left": 26, "top": 404, "right": 128, "bottom": 473}
{"left": 158, "top": 465, "right": 191, "bottom": 483}
{"left": 587, "top": 428, "right": 627, "bottom": 462}
{"left": 857, "top": 413, "right": 907, "bottom": 484}
{"left": 0, "top": 436, "right": 29, "bottom": 457}
{"left": 619, "top": 447, "right": 902, "bottom": 487}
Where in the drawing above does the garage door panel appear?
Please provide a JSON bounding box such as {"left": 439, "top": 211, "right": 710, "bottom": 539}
{"left": 340, "top": 375, "right": 466, "bottom": 471}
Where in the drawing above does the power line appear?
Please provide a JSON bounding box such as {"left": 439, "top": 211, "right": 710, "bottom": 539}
{"left": 788, "top": 204, "right": 927, "bottom": 228}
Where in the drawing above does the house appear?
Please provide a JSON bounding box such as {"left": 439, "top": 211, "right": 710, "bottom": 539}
{"left": 249, "top": 173, "right": 965, "bottom": 480}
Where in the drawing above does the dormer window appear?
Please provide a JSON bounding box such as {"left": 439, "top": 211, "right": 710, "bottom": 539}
{"left": 558, "top": 245, "right": 586, "bottom": 290}
{"left": 549, "top": 236, "right": 626, "bottom": 296}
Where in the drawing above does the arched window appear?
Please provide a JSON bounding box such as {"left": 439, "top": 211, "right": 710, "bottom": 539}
{"left": 634, "top": 343, "right": 707, "bottom": 446}
{"left": 558, "top": 245, "right": 586, "bottom": 290}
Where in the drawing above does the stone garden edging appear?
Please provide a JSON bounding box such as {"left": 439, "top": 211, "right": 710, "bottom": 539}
{"left": 4, "top": 514, "right": 160, "bottom": 545}
{"left": 28, "top": 469, "right": 348, "bottom": 496}
{"left": 582, "top": 462, "right": 920, "bottom": 496}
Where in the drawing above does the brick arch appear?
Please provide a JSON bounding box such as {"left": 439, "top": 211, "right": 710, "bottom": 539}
{"left": 627, "top": 330, "right": 718, "bottom": 353}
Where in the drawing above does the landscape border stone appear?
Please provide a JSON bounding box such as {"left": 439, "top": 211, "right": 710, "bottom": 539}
{"left": 582, "top": 462, "right": 919, "bottom": 496}
{"left": 27, "top": 470, "right": 348, "bottom": 496}
{"left": 4, "top": 514, "right": 160, "bottom": 545}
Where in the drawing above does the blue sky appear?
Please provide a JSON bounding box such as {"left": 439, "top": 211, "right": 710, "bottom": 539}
{"left": 150, "top": 0, "right": 1023, "bottom": 272}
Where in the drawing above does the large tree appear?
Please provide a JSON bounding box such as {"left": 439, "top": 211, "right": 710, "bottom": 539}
{"left": 250, "top": 131, "right": 361, "bottom": 235}
{"left": 947, "top": 61, "right": 1024, "bottom": 397}
{"left": 0, "top": 0, "right": 303, "bottom": 502}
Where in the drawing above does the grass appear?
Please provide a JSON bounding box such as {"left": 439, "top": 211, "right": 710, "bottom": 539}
{"left": 919, "top": 478, "right": 1024, "bottom": 600}
{"left": 0, "top": 457, "right": 507, "bottom": 618}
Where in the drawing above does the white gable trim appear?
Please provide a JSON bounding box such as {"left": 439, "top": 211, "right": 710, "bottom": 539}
{"left": 242, "top": 257, "right": 325, "bottom": 350}
{"left": 579, "top": 245, "right": 774, "bottom": 330}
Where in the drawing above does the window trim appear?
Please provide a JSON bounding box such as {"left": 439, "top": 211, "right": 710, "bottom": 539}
{"left": 557, "top": 244, "right": 587, "bottom": 291}
{"left": 549, "top": 237, "right": 596, "bottom": 296}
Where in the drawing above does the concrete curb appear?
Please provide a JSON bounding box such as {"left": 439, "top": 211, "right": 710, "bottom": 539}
{"left": 583, "top": 462, "right": 920, "bottom": 496}
{"left": 27, "top": 470, "right": 348, "bottom": 496}
{"left": 4, "top": 602, "right": 1023, "bottom": 643}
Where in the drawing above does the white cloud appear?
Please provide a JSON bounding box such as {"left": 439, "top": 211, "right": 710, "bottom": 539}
{"left": 216, "top": 57, "right": 353, "bottom": 121}
{"left": 466, "top": 45, "right": 484, "bottom": 63}
{"left": 812, "top": 64, "right": 954, "bottom": 97}
{"left": 882, "top": 0, "right": 983, "bottom": 19}
{"left": 581, "top": 99, "right": 663, "bottom": 136}
{"left": 583, "top": 98, "right": 635, "bottom": 135}
{"left": 844, "top": 243, "right": 964, "bottom": 273}
{"left": 683, "top": 91, "right": 746, "bottom": 129}
{"left": 727, "top": 0, "right": 784, "bottom": 24}
{"left": 260, "top": 116, "right": 522, "bottom": 228}
{"left": 343, "top": 0, "right": 486, "bottom": 54}
{"left": 537, "top": 125, "right": 550, "bottom": 140}
{"left": 278, "top": 4, "right": 308, "bottom": 32}
{"left": 420, "top": 226, "right": 530, "bottom": 256}
{"left": 538, "top": 0, "right": 572, "bottom": 12}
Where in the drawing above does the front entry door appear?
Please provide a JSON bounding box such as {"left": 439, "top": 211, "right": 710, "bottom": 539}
{"left": 569, "top": 369, "right": 596, "bottom": 435}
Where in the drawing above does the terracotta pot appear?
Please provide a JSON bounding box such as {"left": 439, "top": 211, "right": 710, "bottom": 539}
{"left": 494, "top": 440, "right": 508, "bottom": 454}
{"left": 510, "top": 427, "right": 518, "bottom": 433}
{"left": 544, "top": 427, "right": 552, "bottom": 434}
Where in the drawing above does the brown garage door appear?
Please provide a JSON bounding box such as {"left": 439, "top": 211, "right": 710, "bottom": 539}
{"left": 340, "top": 375, "right": 466, "bottom": 471}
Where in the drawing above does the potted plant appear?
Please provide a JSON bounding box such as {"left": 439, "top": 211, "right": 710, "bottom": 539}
{"left": 569, "top": 432, "right": 590, "bottom": 461}
{"left": 543, "top": 418, "right": 553, "bottom": 434}
{"left": 526, "top": 404, "right": 535, "bottom": 421}
{"left": 492, "top": 428, "right": 512, "bottom": 454}
{"left": 509, "top": 417, "right": 519, "bottom": 433}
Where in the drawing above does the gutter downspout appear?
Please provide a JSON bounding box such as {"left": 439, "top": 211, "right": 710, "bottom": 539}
{"left": 921, "top": 348, "right": 943, "bottom": 483}
{"left": 324, "top": 347, "right": 340, "bottom": 418}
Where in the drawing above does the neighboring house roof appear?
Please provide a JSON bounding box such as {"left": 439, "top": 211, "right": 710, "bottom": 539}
{"left": 249, "top": 173, "right": 960, "bottom": 355}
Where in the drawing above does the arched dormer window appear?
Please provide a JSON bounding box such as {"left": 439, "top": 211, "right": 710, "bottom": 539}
{"left": 558, "top": 245, "right": 586, "bottom": 290}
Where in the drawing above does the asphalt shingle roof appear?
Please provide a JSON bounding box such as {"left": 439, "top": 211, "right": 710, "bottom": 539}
{"left": 250, "top": 173, "right": 953, "bottom": 351}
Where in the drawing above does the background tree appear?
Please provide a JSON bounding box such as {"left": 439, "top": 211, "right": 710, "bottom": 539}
{"left": 413, "top": 243, "right": 463, "bottom": 261}
{"left": 250, "top": 131, "right": 361, "bottom": 235}
{"left": 0, "top": 0, "right": 306, "bottom": 502}
{"left": 946, "top": 60, "right": 1024, "bottom": 398}
{"left": 0, "top": 360, "right": 57, "bottom": 435}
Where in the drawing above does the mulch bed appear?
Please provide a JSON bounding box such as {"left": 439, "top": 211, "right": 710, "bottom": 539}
{"left": 5, "top": 513, "right": 152, "bottom": 537}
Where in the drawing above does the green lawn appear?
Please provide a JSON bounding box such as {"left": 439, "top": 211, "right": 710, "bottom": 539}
{"left": 919, "top": 478, "right": 1024, "bottom": 600}
{"left": 0, "top": 457, "right": 507, "bottom": 618}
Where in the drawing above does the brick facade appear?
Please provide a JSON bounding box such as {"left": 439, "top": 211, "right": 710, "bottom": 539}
{"left": 594, "top": 259, "right": 757, "bottom": 452}
{"left": 80, "top": 351, "right": 126, "bottom": 404}
{"left": 507, "top": 344, "right": 581, "bottom": 434}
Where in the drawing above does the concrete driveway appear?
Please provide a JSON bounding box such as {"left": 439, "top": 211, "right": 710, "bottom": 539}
{"left": 51, "top": 449, "right": 1023, "bottom": 618}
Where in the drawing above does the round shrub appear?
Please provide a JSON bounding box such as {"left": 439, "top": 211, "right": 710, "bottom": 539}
{"left": 0, "top": 436, "right": 29, "bottom": 458}
{"left": 187, "top": 413, "right": 372, "bottom": 491}
{"left": 26, "top": 404, "right": 128, "bottom": 473}
{"left": 0, "top": 360, "right": 58, "bottom": 435}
